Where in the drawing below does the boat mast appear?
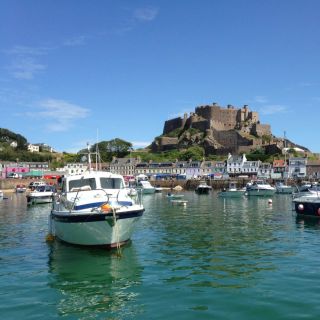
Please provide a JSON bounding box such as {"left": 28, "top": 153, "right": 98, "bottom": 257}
{"left": 87, "top": 142, "right": 92, "bottom": 172}
{"left": 284, "top": 131, "right": 287, "bottom": 179}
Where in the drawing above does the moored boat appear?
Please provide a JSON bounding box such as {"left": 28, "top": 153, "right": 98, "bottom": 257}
{"left": 275, "top": 181, "right": 293, "bottom": 194}
{"left": 246, "top": 180, "right": 276, "bottom": 196}
{"left": 218, "top": 182, "right": 245, "bottom": 198}
{"left": 195, "top": 180, "right": 212, "bottom": 194}
{"left": 167, "top": 192, "right": 184, "bottom": 199}
{"left": 27, "top": 185, "right": 56, "bottom": 205}
{"left": 49, "top": 170, "right": 145, "bottom": 247}
{"left": 15, "top": 184, "right": 27, "bottom": 193}
{"left": 137, "top": 180, "right": 156, "bottom": 194}
{"left": 293, "top": 193, "right": 320, "bottom": 218}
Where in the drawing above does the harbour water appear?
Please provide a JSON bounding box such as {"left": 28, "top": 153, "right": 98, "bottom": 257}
{"left": 1, "top": 192, "right": 320, "bottom": 319}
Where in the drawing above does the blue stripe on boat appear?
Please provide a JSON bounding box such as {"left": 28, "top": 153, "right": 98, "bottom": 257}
{"left": 74, "top": 201, "right": 133, "bottom": 211}
{"left": 52, "top": 209, "right": 144, "bottom": 223}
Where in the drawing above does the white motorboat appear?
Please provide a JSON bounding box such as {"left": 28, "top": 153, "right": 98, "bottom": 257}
{"left": 195, "top": 180, "right": 212, "bottom": 194}
{"left": 15, "top": 184, "right": 27, "bottom": 193}
{"left": 137, "top": 180, "right": 155, "bottom": 194}
{"left": 218, "top": 182, "right": 245, "bottom": 198}
{"left": 167, "top": 192, "right": 184, "bottom": 199}
{"left": 27, "top": 185, "right": 56, "bottom": 205}
{"left": 246, "top": 180, "right": 276, "bottom": 196}
{"left": 155, "top": 186, "right": 163, "bottom": 192}
{"left": 49, "top": 171, "right": 145, "bottom": 247}
{"left": 275, "top": 181, "right": 293, "bottom": 194}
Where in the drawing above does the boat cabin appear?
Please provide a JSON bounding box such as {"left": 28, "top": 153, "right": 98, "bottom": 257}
{"left": 61, "top": 173, "right": 125, "bottom": 193}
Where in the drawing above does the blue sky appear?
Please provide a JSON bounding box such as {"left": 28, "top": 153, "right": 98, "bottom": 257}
{"left": 1, "top": 0, "right": 320, "bottom": 153}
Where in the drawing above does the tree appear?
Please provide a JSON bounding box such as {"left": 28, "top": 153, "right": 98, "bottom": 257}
{"left": 91, "top": 138, "right": 133, "bottom": 162}
{"left": 180, "top": 146, "right": 204, "bottom": 161}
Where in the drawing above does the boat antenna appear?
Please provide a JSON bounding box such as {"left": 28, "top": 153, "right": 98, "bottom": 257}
{"left": 95, "top": 129, "right": 102, "bottom": 171}
{"left": 284, "top": 131, "right": 287, "bottom": 179}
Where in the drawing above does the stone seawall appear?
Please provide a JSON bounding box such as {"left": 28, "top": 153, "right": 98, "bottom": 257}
{"left": 150, "top": 179, "right": 251, "bottom": 190}
{"left": 0, "top": 178, "right": 39, "bottom": 191}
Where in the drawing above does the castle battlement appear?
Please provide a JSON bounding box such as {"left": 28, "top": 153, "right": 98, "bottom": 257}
{"left": 162, "top": 101, "right": 270, "bottom": 141}
{"left": 163, "top": 102, "right": 265, "bottom": 136}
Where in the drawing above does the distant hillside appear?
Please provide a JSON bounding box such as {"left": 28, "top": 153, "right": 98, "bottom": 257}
{"left": 0, "top": 128, "right": 28, "bottom": 149}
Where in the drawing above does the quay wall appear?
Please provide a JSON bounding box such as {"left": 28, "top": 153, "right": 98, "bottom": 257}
{"left": 150, "top": 179, "right": 251, "bottom": 190}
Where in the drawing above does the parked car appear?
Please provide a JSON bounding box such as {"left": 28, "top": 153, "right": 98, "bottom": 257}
{"left": 7, "top": 173, "right": 20, "bottom": 179}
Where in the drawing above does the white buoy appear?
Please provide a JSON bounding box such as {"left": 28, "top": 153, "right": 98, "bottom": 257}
{"left": 268, "top": 199, "right": 272, "bottom": 204}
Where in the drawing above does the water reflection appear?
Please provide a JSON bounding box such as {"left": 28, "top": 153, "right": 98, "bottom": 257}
{"left": 47, "top": 242, "right": 143, "bottom": 318}
{"left": 141, "top": 192, "right": 294, "bottom": 290}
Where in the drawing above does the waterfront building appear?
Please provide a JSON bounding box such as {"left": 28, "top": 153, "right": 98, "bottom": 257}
{"left": 257, "top": 162, "right": 272, "bottom": 179}
{"left": 272, "top": 159, "right": 286, "bottom": 179}
{"left": 242, "top": 160, "right": 260, "bottom": 177}
{"left": 227, "top": 154, "right": 246, "bottom": 176}
{"left": 227, "top": 153, "right": 260, "bottom": 177}
{"left": 57, "top": 163, "right": 88, "bottom": 176}
{"left": 109, "top": 157, "right": 140, "bottom": 176}
{"left": 185, "top": 161, "right": 202, "bottom": 179}
{"left": 288, "top": 157, "right": 307, "bottom": 179}
{"left": 306, "top": 160, "right": 320, "bottom": 179}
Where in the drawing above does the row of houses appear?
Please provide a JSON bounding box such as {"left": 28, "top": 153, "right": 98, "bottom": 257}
{"left": 1, "top": 154, "right": 320, "bottom": 180}
{"left": 108, "top": 154, "right": 320, "bottom": 180}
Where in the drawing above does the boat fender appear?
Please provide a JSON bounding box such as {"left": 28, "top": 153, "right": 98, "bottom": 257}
{"left": 298, "top": 204, "right": 304, "bottom": 211}
{"left": 101, "top": 203, "right": 112, "bottom": 213}
{"left": 317, "top": 208, "right": 320, "bottom": 216}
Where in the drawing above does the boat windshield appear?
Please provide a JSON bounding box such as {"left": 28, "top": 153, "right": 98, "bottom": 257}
{"left": 100, "top": 177, "right": 124, "bottom": 189}
{"left": 69, "top": 178, "right": 97, "bottom": 191}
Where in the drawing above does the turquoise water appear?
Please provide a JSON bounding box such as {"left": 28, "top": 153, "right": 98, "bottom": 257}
{"left": 0, "top": 192, "right": 320, "bottom": 319}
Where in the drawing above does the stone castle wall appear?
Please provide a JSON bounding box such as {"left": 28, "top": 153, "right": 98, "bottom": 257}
{"left": 163, "top": 117, "right": 186, "bottom": 135}
{"left": 251, "top": 123, "right": 271, "bottom": 136}
{"left": 163, "top": 104, "right": 266, "bottom": 136}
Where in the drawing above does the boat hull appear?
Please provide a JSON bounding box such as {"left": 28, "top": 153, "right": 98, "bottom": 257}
{"left": 276, "top": 187, "right": 293, "bottom": 194}
{"left": 50, "top": 208, "right": 144, "bottom": 246}
{"left": 27, "top": 195, "right": 53, "bottom": 204}
{"left": 142, "top": 189, "right": 156, "bottom": 194}
{"left": 218, "top": 190, "right": 245, "bottom": 198}
{"left": 195, "top": 187, "right": 211, "bottom": 195}
{"left": 294, "top": 198, "right": 320, "bottom": 218}
{"left": 246, "top": 189, "right": 276, "bottom": 196}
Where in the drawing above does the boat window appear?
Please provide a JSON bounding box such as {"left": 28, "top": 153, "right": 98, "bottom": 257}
{"left": 69, "top": 178, "right": 96, "bottom": 191}
{"left": 100, "top": 178, "right": 124, "bottom": 189}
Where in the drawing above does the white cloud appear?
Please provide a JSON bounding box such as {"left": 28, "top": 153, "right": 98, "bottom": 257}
{"left": 25, "top": 98, "right": 90, "bottom": 131}
{"left": 133, "top": 7, "right": 159, "bottom": 21}
{"left": 253, "top": 96, "right": 268, "bottom": 103}
{"left": 63, "top": 35, "right": 88, "bottom": 47}
{"left": 299, "top": 82, "right": 314, "bottom": 87}
{"left": 5, "top": 45, "right": 51, "bottom": 56}
{"left": 260, "top": 105, "right": 287, "bottom": 115}
{"left": 9, "top": 57, "right": 46, "bottom": 80}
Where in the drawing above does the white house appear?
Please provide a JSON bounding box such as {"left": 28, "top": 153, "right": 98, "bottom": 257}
{"left": 257, "top": 162, "right": 272, "bottom": 178}
{"left": 227, "top": 154, "right": 247, "bottom": 175}
{"left": 28, "top": 144, "right": 40, "bottom": 153}
{"left": 288, "top": 157, "right": 307, "bottom": 179}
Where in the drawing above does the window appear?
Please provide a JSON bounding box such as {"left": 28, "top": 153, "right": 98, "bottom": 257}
{"left": 100, "top": 178, "right": 124, "bottom": 189}
{"left": 69, "top": 178, "right": 96, "bottom": 191}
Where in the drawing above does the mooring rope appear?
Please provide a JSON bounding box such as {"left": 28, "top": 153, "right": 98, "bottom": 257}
{"left": 112, "top": 206, "right": 122, "bottom": 257}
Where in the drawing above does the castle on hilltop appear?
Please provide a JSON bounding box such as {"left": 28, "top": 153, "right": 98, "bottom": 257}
{"left": 151, "top": 102, "right": 273, "bottom": 155}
